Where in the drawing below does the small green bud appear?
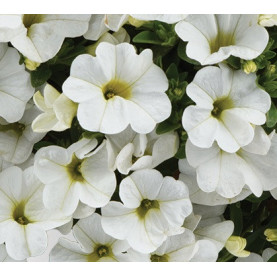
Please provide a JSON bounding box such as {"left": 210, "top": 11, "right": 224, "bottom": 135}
{"left": 243, "top": 60, "right": 257, "bottom": 74}
{"left": 24, "top": 58, "right": 40, "bottom": 71}
{"left": 225, "top": 236, "right": 250, "bottom": 257}
{"left": 264, "top": 228, "right": 277, "bottom": 241}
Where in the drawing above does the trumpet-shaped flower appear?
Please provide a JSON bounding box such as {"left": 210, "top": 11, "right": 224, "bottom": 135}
{"left": 101, "top": 169, "right": 192, "bottom": 253}
{"left": 106, "top": 126, "right": 179, "bottom": 174}
{"left": 34, "top": 138, "right": 116, "bottom": 216}
{"left": 63, "top": 42, "right": 171, "bottom": 134}
{"left": 32, "top": 84, "right": 77, "bottom": 133}
{"left": 185, "top": 127, "right": 277, "bottom": 198}
{"left": 0, "top": 166, "right": 70, "bottom": 260}
{"left": 179, "top": 159, "right": 251, "bottom": 205}
{"left": 182, "top": 65, "right": 270, "bottom": 153}
{"left": 0, "top": 104, "right": 45, "bottom": 164}
{"left": 0, "top": 43, "right": 34, "bottom": 123}
{"left": 175, "top": 15, "right": 269, "bottom": 65}
{"left": 0, "top": 15, "right": 90, "bottom": 63}
{"left": 50, "top": 214, "right": 139, "bottom": 262}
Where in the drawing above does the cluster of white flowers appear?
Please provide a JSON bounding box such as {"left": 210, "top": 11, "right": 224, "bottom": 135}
{"left": 0, "top": 14, "right": 276, "bottom": 262}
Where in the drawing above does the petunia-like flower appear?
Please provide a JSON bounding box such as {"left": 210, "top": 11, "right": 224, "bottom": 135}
{"left": 259, "top": 14, "right": 277, "bottom": 27}
{"left": 34, "top": 138, "right": 116, "bottom": 216}
{"left": 50, "top": 213, "right": 136, "bottom": 262}
{"left": 179, "top": 159, "right": 251, "bottom": 205}
{"left": 182, "top": 64, "right": 270, "bottom": 153}
{"left": 32, "top": 84, "right": 77, "bottom": 133}
{"left": 0, "top": 15, "right": 90, "bottom": 63}
{"left": 101, "top": 169, "right": 192, "bottom": 253}
{"left": 0, "top": 43, "right": 34, "bottom": 123}
{"left": 175, "top": 15, "right": 269, "bottom": 65}
{"left": 63, "top": 42, "right": 171, "bottom": 134}
{"left": 0, "top": 166, "right": 70, "bottom": 260}
{"left": 84, "top": 15, "right": 129, "bottom": 41}
{"left": 106, "top": 126, "right": 179, "bottom": 174}
{"left": 185, "top": 127, "right": 277, "bottom": 198}
{"left": 236, "top": 248, "right": 277, "bottom": 262}
{"left": 0, "top": 104, "right": 45, "bottom": 165}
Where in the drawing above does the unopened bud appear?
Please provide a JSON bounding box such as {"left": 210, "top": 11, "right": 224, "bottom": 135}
{"left": 225, "top": 236, "right": 250, "bottom": 257}
{"left": 264, "top": 229, "right": 277, "bottom": 241}
{"left": 128, "top": 16, "right": 146, "bottom": 28}
{"left": 24, "top": 58, "right": 40, "bottom": 71}
{"left": 243, "top": 61, "right": 257, "bottom": 74}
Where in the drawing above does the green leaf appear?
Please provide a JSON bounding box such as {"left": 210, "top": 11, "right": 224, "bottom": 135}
{"left": 166, "top": 63, "right": 179, "bottom": 80}
{"left": 30, "top": 64, "right": 52, "bottom": 88}
{"left": 177, "top": 41, "right": 200, "bottom": 65}
{"left": 230, "top": 203, "right": 243, "bottom": 236}
{"left": 156, "top": 121, "right": 181, "bottom": 135}
{"left": 133, "top": 31, "right": 162, "bottom": 45}
{"left": 246, "top": 192, "right": 271, "bottom": 203}
{"left": 268, "top": 253, "right": 277, "bottom": 262}
{"left": 266, "top": 102, "right": 277, "bottom": 128}
{"left": 175, "top": 143, "right": 186, "bottom": 159}
{"left": 226, "top": 56, "right": 241, "bottom": 69}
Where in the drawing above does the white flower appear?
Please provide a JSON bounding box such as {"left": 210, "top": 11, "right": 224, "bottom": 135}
{"left": 185, "top": 127, "right": 277, "bottom": 198}
{"left": 182, "top": 64, "right": 270, "bottom": 153}
{"left": 0, "top": 104, "right": 45, "bottom": 164}
{"left": 32, "top": 84, "right": 77, "bottom": 133}
{"left": 236, "top": 248, "right": 277, "bottom": 262}
{"left": 0, "top": 15, "right": 90, "bottom": 63}
{"left": 0, "top": 166, "right": 70, "bottom": 260}
{"left": 175, "top": 15, "right": 269, "bottom": 65}
{"left": 63, "top": 42, "right": 171, "bottom": 134}
{"left": 84, "top": 15, "right": 129, "bottom": 41}
{"left": 179, "top": 159, "right": 252, "bottom": 205}
{"left": 34, "top": 138, "right": 116, "bottom": 216}
{"left": 106, "top": 126, "right": 179, "bottom": 174}
{"left": 130, "top": 14, "right": 187, "bottom": 24}
{"left": 259, "top": 14, "right": 277, "bottom": 27}
{"left": 50, "top": 214, "right": 132, "bottom": 262}
{"left": 0, "top": 43, "right": 34, "bottom": 123}
{"left": 0, "top": 244, "right": 25, "bottom": 262}
{"left": 86, "top": 28, "right": 130, "bottom": 56}
{"left": 101, "top": 169, "right": 192, "bottom": 253}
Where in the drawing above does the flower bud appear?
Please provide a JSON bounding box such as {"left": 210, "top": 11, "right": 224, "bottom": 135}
{"left": 243, "top": 60, "right": 257, "bottom": 74}
{"left": 225, "top": 236, "right": 250, "bottom": 257}
{"left": 24, "top": 58, "right": 40, "bottom": 71}
{"left": 128, "top": 16, "right": 146, "bottom": 28}
{"left": 264, "top": 229, "right": 277, "bottom": 241}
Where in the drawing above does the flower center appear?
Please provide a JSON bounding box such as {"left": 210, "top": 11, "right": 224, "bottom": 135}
{"left": 13, "top": 202, "right": 30, "bottom": 225}
{"left": 67, "top": 154, "right": 84, "bottom": 182}
{"left": 22, "top": 14, "right": 43, "bottom": 29}
{"left": 211, "top": 97, "right": 234, "bottom": 118}
{"left": 137, "top": 199, "right": 160, "bottom": 219}
{"left": 0, "top": 122, "right": 26, "bottom": 136}
{"left": 96, "top": 245, "right": 110, "bottom": 258}
{"left": 150, "top": 254, "right": 168, "bottom": 262}
{"left": 209, "top": 31, "right": 235, "bottom": 54}
{"left": 102, "top": 79, "right": 132, "bottom": 100}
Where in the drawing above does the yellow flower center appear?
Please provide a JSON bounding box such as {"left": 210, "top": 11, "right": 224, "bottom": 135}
{"left": 102, "top": 79, "right": 132, "bottom": 100}
{"left": 22, "top": 14, "right": 44, "bottom": 29}
{"left": 67, "top": 154, "right": 84, "bottom": 182}
{"left": 137, "top": 199, "right": 160, "bottom": 219}
{"left": 150, "top": 254, "right": 168, "bottom": 262}
{"left": 86, "top": 245, "right": 111, "bottom": 262}
{"left": 211, "top": 97, "right": 234, "bottom": 118}
{"left": 13, "top": 202, "right": 30, "bottom": 225}
{"left": 209, "top": 31, "right": 235, "bottom": 54}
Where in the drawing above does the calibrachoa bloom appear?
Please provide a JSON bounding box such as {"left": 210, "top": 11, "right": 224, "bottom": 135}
{"left": 0, "top": 43, "right": 34, "bottom": 123}
{"left": 0, "top": 104, "right": 45, "bottom": 164}
{"left": 50, "top": 214, "right": 136, "bottom": 262}
{"left": 0, "top": 166, "right": 70, "bottom": 260}
{"left": 32, "top": 83, "right": 77, "bottom": 133}
{"left": 182, "top": 64, "right": 270, "bottom": 153}
{"left": 0, "top": 15, "right": 90, "bottom": 63}
{"left": 34, "top": 138, "right": 116, "bottom": 216}
{"left": 175, "top": 14, "right": 269, "bottom": 65}
{"left": 184, "top": 127, "right": 277, "bottom": 198}
{"left": 101, "top": 169, "right": 192, "bottom": 253}
{"left": 106, "top": 126, "right": 179, "bottom": 174}
{"left": 63, "top": 42, "right": 171, "bottom": 134}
